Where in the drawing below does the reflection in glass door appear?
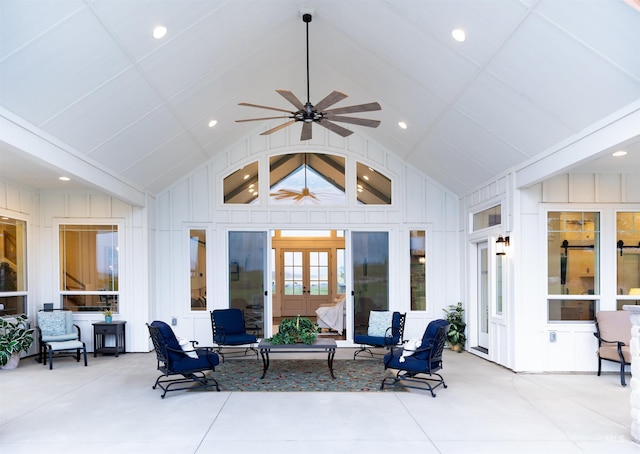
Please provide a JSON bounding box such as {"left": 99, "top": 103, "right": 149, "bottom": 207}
{"left": 228, "top": 232, "right": 267, "bottom": 333}
{"left": 352, "top": 232, "right": 389, "bottom": 334}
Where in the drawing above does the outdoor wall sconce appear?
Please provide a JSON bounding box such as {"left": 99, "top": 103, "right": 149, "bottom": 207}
{"left": 496, "top": 235, "right": 510, "bottom": 256}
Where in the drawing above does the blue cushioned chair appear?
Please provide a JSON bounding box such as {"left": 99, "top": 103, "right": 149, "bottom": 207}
{"left": 36, "top": 309, "right": 81, "bottom": 365}
{"left": 147, "top": 321, "right": 219, "bottom": 398}
{"left": 210, "top": 309, "right": 258, "bottom": 361}
{"left": 353, "top": 311, "right": 406, "bottom": 359}
{"left": 381, "top": 319, "right": 450, "bottom": 397}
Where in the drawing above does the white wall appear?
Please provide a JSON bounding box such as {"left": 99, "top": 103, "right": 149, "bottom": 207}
{"left": 155, "top": 128, "right": 461, "bottom": 345}
{"left": 515, "top": 173, "right": 640, "bottom": 372}
{"left": 0, "top": 178, "right": 152, "bottom": 353}
{"left": 464, "top": 170, "right": 640, "bottom": 373}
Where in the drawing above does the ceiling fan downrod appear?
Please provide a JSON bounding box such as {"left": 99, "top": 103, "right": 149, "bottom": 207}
{"left": 303, "top": 13, "right": 312, "bottom": 106}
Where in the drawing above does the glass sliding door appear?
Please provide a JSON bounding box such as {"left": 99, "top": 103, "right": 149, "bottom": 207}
{"left": 352, "top": 232, "right": 389, "bottom": 334}
{"left": 229, "top": 231, "right": 267, "bottom": 332}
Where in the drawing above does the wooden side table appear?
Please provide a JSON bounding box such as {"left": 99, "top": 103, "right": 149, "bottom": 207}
{"left": 93, "top": 321, "right": 126, "bottom": 357}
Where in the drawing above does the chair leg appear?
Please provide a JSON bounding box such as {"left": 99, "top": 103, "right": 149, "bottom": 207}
{"left": 49, "top": 347, "right": 53, "bottom": 370}
{"left": 597, "top": 356, "right": 602, "bottom": 376}
{"left": 621, "top": 363, "right": 627, "bottom": 387}
{"left": 82, "top": 345, "right": 87, "bottom": 367}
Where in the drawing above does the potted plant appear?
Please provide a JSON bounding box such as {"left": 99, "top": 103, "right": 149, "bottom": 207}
{"left": 103, "top": 309, "right": 113, "bottom": 323}
{"left": 268, "top": 315, "right": 319, "bottom": 345}
{"left": 0, "top": 314, "right": 34, "bottom": 369}
{"left": 443, "top": 302, "right": 466, "bottom": 352}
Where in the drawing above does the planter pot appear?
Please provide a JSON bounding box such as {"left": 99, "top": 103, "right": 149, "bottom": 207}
{"left": 449, "top": 344, "right": 462, "bottom": 352}
{"left": 0, "top": 353, "right": 21, "bottom": 370}
{"left": 105, "top": 316, "right": 113, "bottom": 323}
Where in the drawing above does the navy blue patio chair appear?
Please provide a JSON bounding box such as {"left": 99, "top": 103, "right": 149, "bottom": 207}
{"left": 147, "top": 321, "right": 219, "bottom": 398}
{"left": 353, "top": 311, "right": 406, "bottom": 359}
{"left": 210, "top": 308, "right": 258, "bottom": 361}
{"left": 381, "top": 319, "right": 450, "bottom": 397}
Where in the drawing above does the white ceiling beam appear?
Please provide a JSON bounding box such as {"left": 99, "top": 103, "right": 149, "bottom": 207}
{"left": 515, "top": 100, "right": 640, "bottom": 189}
{"left": 0, "top": 108, "right": 146, "bottom": 206}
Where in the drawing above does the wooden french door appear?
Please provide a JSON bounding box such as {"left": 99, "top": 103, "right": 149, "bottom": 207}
{"left": 280, "top": 248, "right": 332, "bottom": 316}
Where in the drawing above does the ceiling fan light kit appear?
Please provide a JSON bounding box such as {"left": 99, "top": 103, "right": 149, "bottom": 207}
{"left": 237, "top": 13, "right": 381, "bottom": 141}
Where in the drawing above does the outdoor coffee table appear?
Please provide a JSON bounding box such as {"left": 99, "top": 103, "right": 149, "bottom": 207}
{"left": 258, "top": 338, "right": 337, "bottom": 379}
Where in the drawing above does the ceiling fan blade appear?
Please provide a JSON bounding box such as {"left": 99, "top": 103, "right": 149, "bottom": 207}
{"left": 260, "top": 120, "right": 296, "bottom": 136}
{"left": 236, "top": 116, "right": 292, "bottom": 123}
{"left": 238, "top": 102, "right": 293, "bottom": 114}
{"left": 324, "top": 115, "right": 381, "bottom": 128}
{"left": 317, "top": 119, "right": 353, "bottom": 137}
{"left": 276, "top": 90, "right": 305, "bottom": 111}
{"left": 313, "top": 91, "right": 348, "bottom": 112}
{"left": 301, "top": 122, "right": 313, "bottom": 141}
{"left": 324, "top": 102, "right": 381, "bottom": 115}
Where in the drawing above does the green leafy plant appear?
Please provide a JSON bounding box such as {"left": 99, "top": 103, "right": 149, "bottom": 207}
{"left": 103, "top": 309, "right": 113, "bottom": 317}
{"left": 0, "top": 314, "right": 34, "bottom": 366}
{"left": 268, "top": 315, "right": 319, "bottom": 345}
{"left": 443, "top": 302, "right": 466, "bottom": 351}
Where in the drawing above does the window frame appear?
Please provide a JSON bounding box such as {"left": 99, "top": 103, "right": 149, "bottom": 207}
{"left": 55, "top": 219, "right": 123, "bottom": 314}
{"left": 544, "top": 208, "right": 601, "bottom": 323}
{"left": 0, "top": 213, "right": 28, "bottom": 315}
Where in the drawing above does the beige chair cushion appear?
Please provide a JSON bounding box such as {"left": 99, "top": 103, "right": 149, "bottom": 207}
{"left": 596, "top": 310, "right": 632, "bottom": 363}
{"left": 599, "top": 345, "right": 631, "bottom": 363}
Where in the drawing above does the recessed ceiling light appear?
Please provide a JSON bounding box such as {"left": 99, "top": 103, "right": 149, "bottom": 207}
{"left": 398, "top": 121, "right": 407, "bottom": 129}
{"left": 153, "top": 26, "right": 167, "bottom": 39}
{"left": 452, "top": 29, "right": 466, "bottom": 42}
{"left": 208, "top": 120, "right": 218, "bottom": 128}
{"left": 612, "top": 150, "right": 627, "bottom": 157}
{"left": 59, "top": 176, "right": 70, "bottom": 181}
{"left": 243, "top": 174, "right": 250, "bottom": 180}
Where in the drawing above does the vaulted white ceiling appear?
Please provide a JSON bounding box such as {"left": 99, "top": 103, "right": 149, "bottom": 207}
{"left": 1, "top": 0, "right": 639, "bottom": 202}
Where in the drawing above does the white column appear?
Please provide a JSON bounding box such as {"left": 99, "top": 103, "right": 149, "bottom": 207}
{"left": 624, "top": 305, "right": 640, "bottom": 443}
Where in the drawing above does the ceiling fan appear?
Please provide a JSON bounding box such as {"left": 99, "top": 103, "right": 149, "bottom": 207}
{"left": 236, "top": 13, "right": 381, "bottom": 141}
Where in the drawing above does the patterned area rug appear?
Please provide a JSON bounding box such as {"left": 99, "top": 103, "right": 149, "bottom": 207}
{"left": 191, "top": 359, "right": 403, "bottom": 392}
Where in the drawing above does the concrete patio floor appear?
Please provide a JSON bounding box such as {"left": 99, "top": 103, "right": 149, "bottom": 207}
{"left": 0, "top": 348, "right": 636, "bottom": 453}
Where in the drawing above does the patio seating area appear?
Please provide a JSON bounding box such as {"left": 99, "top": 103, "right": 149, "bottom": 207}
{"left": 0, "top": 348, "right": 635, "bottom": 453}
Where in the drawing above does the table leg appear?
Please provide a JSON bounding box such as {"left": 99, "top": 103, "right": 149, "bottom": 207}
{"left": 260, "top": 349, "right": 270, "bottom": 379}
{"left": 327, "top": 348, "right": 336, "bottom": 379}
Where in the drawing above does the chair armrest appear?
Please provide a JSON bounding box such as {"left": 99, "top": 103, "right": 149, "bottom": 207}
{"left": 74, "top": 324, "right": 82, "bottom": 340}
{"left": 214, "top": 327, "right": 227, "bottom": 344}
{"left": 165, "top": 344, "right": 210, "bottom": 357}
{"left": 382, "top": 326, "right": 395, "bottom": 345}
{"left": 594, "top": 332, "right": 626, "bottom": 347}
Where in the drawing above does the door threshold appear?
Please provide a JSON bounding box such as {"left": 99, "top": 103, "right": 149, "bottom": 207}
{"left": 472, "top": 346, "right": 488, "bottom": 354}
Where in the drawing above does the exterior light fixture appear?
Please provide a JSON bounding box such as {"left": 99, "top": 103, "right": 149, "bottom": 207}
{"left": 496, "top": 235, "right": 509, "bottom": 256}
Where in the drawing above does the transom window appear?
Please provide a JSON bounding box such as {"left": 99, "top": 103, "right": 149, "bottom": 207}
{"left": 222, "top": 154, "right": 392, "bottom": 205}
